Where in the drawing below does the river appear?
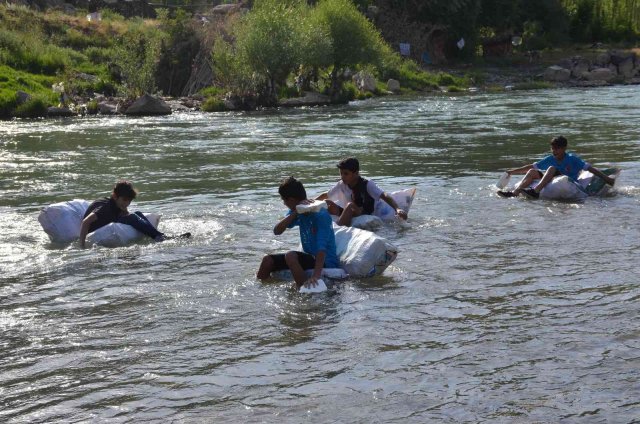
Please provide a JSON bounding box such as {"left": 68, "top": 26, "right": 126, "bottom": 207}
{"left": 1, "top": 86, "right": 639, "bottom": 422}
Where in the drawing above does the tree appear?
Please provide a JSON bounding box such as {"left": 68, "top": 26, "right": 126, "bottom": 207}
{"left": 233, "top": 0, "right": 305, "bottom": 104}
{"left": 312, "top": 0, "right": 386, "bottom": 99}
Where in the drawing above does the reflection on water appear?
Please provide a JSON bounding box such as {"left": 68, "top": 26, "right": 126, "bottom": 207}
{"left": 1, "top": 86, "right": 639, "bottom": 422}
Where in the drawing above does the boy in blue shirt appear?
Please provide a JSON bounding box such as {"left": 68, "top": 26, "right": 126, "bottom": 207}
{"left": 498, "top": 136, "right": 615, "bottom": 198}
{"left": 257, "top": 176, "right": 339, "bottom": 290}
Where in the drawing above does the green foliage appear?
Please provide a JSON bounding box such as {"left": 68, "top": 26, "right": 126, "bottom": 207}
{"left": 563, "top": 0, "right": 640, "bottom": 42}
{"left": 436, "top": 73, "right": 456, "bottom": 86}
{"left": 199, "top": 86, "right": 225, "bottom": 98}
{"left": 202, "top": 96, "right": 227, "bottom": 112}
{"left": 212, "top": 38, "right": 257, "bottom": 94}
{"left": 233, "top": 0, "right": 305, "bottom": 102}
{"left": 334, "top": 80, "right": 357, "bottom": 103}
{"left": 277, "top": 84, "right": 300, "bottom": 99}
{"left": 14, "top": 97, "right": 48, "bottom": 118}
{"left": 86, "top": 99, "right": 99, "bottom": 114}
{"left": 113, "top": 24, "right": 165, "bottom": 97}
{"left": 313, "top": 0, "right": 385, "bottom": 70}
{"left": 0, "top": 88, "right": 17, "bottom": 119}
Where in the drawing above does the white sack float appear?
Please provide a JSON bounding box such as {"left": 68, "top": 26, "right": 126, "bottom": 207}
{"left": 327, "top": 187, "right": 417, "bottom": 229}
{"left": 38, "top": 199, "right": 161, "bottom": 247}
{"left": 514, "top": 168, "right": 620, "bottom": 201}
{"left": 272, "top": 224, "right": 398, "bottom": 283}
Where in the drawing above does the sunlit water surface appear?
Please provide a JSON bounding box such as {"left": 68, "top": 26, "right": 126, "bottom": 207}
{"left": 1, "top": 86, "right": 639, "bottom": 423}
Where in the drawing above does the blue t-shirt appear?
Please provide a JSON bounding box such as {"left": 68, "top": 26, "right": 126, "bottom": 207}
{"left": 534, "top": 152, "right": 589, "bottom": 181}
{"left": 287, "top": 208, "right": 339, "bottom": 268}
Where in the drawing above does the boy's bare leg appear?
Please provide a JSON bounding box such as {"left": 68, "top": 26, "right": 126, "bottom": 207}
{"left": 513, "top": 169, "right": 543, "bottom": 195}
{"left": 337, "top": 202, "right": 361, "bottom": 226}
{"left": 285, "top": 251, "right": 307, "bottom": 288}
{"left": 532, "top": 166, "right": 558, "bottom": 192}
{"left": 256, "top": 255, "right": 274, "bottom": 280}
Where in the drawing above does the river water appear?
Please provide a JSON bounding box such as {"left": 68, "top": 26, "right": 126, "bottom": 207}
{"left": 1, "top": 86, "right": 639, "bottom": 423}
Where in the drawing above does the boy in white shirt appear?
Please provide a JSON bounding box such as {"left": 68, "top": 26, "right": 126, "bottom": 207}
{"left": 316, "top": 157, "right": 408, "bottom": 226}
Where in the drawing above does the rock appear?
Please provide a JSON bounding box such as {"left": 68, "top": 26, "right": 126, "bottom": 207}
{"left": 279, "top": 91, "right": 331, "bottom": 107}
{"left": 211, "top": 3, "right": 241, "bottom": 14}
{"left": 387, "top": 79, "right": 400, "bottom": 93}
{"left": 353, "top": 71, "right": 377, "bottom": 92}
{"left": 585, "top": 68, "right": 615, "bottom": 82}
{"left": 594, "top": 52, "right": 611, "bottom": 67}
{"left": 16, "top": 91, "right": 31, "bottom": 105}
{"left": 223, "top": 94, "right": 257, "bottom": 111}
{"left": 610, "top": 50, "right": 635, "bottom": 66}
{"left": 618, "top": 57, "right": 635, "bottom": 79}
{"left": 47, "top": 106, "right": 75, "bottom": 117}
{"left": 608, "top": 63, "right": 618, "bottom": 75}
{"left": 557, "top": 58, "right": 573, "bottom": 70}
{"left": 543, "top": 66, "right": 571, "bottom": 82}
{"left": 573, "top": 80, "right": 610, "bottom": 88}
{"left": 77, "top": 73, "right": 99, "bottom": 82}
{"left": 98, "top": 101, "right": 119, "bottom": 115}
{"left": 571, "top": 58, "right": 590, "bottom": 79}
{"left": 124, "top": 94, "right": 171, "bottom": 116}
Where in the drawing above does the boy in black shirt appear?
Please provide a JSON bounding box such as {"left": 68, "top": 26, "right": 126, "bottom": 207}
{"left": 79, "top": 180, "right": 189, "bottom": 248}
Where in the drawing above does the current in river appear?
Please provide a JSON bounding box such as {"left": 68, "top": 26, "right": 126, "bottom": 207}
{"left": 1, "top": 86, "right": 639, "bottom": 422}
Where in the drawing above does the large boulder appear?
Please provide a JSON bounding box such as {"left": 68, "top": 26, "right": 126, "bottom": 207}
{"left": 387, "top": 79, "right": 401, "bottom": 93}
{"left": 98, "top": 101, "right": 120, "bottom": 115}
{"left": 610, "top": 50, "right": 635, "bottom": 66}
{"left": 585, "top": 68, "right": 615, "bottom": 82}
{"left": 47, "top": 106, "right": 75, "bottom": 117}
{"left": 594, "top": 52, "right": 611, "bottom": 67}
{"left": 571, "top": 57, "right": 591, "bottom": 79}
{"left": 618, "top": 57, "right": 635, "bottom": 79}
{"left": 279, "top": 91, "right": 331, "bottom": 107}
{"left": 124, "top": 94, "right": 171, "bottom": 116}
{"left": 353, "top": 71, "right": 377, "bottom": 92}
{"left": 16, "top": 91, "right": 31, "bottom": 105}
{"left": 543, "top": 66, "right": 571, "bottom": 82}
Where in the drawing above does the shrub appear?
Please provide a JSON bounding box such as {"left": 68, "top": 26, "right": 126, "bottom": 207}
{"left": 202, "top": 96, "right": 226, "bottom": 112}
{"left": 436, "top": 73, "right": 456, "bottom": 86}
{"left": 0, "top": 89, "right": 17, "bottom": 118}
{"left": 14, "top": 97, "right": 48, "bottom": 118}
{"left": 199, "top": 86, "right": 225, "bottom": 98}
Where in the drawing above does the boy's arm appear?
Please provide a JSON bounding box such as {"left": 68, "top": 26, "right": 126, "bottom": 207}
{"left": 79, "top": 213, "right": 97, "bottom": 248}
{"left": 506, "top": 164, "right": 535, "bottom": 175}
{"left": 273, "top": 210, "right": 298, "bottom": 235}
{"left": 587, "top": 166, "right": 615, "bottom": 185}
{"left": 304, "top": 250, "right": 326, "bottom": 288}
{"left": 380, "top": 192, "right": 408, "bottom": 220}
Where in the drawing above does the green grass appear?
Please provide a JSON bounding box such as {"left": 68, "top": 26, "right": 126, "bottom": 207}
{"left": 202, "top": 96, "right": 227, "bottom": 112}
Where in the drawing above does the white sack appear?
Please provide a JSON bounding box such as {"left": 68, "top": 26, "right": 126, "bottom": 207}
{"left": 333, "top": 214, "right": 383, "bottom": 231}
{"left": 38, "top": 199, "right": 161, "bottom": 246}
{"left": 373, "top": 188, "right": 417, "bottom": 221}
{"left": 38, "top": 199, "right": 91, "bottom": 243}
{"left": 272, "top": 267, "right": 349, "bottom": 281}
{"left": 539, "top": 176, "right": 587, "bottom": 201}
{"left": 335, "top": 225, "right": 397, "bottom": 277}
{"left": 86, "top": 213, "right": 161, "bottom": 247}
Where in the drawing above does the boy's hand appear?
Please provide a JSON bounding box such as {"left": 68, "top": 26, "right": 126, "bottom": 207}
{"left": 303, "top": 275, "right": 319, "bottom": 288}
{"left": 396, "top": 209, "right": 408, "bottom": 220}
{"left": 605, "top": 176, "right": 615, "bottom": 186}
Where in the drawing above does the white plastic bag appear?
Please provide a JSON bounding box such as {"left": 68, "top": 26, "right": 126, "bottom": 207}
{"left": 334, "top": 225, "right": 398, "bottom": 277}
{"left": 373, "top": 188, "right": 417, "bottom": 221}
{"left": 38, "top": 199, "right": 91, "bottom": 243}
{"left": 38, "top": 199, "right": 161, "bottom": 246}
{"left": 539, "top": 176, "right": 587, "bottom": 201}
{"left": 87, "top": 213, "right": 161, "bottom": 247}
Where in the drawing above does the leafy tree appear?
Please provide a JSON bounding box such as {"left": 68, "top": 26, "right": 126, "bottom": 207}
{"left": 113, "top": 24, "right": 165, "bottom": 97}
{"left": 312, "top": 0, "right": 386, "bottom": 99}
{"left": 233, "top": 0, "right": 305, "bottom": 104}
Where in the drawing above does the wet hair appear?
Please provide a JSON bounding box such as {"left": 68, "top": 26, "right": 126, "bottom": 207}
{"left": 112, "top": 180, "right": 137, "bottom": 199}
{"left": 337, "top": 157, "right": 359, "bottom": 172}
{"left": 279, "top": 176, "right": 306, "bottom": 200}
{"left": 551, "top": 136, "right": 568, "bottom": 148}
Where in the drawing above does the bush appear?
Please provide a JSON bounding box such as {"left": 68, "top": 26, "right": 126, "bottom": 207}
{"left": 86, "top": 99, "right": 98, "bottom": 114}
{"left": 436, "top": 73, "right": 456, "bottom": 86}
{"left": 0, "top": 89, "right": 17, "bottom": 118}
{"left": 199, "top": 86, "right": 225, "bottom": 98}
{"left": 14, "top": 97, "right": 48, "bottom": 118}
{"left": 202, "top": 96, "right": 227, "bottom": 112}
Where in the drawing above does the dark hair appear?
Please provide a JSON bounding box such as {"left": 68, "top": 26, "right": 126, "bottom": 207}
{"left": 113, "top": 180, "right": 137, "bottom": 199}
{"left": 551, "top": 136, "right": 568, "bottom": 148}
{"left": 337, "top": 157, "right": 359, "bottom": 172}
{"left": 278, "top": 176, "right": 306, "bottom": 200}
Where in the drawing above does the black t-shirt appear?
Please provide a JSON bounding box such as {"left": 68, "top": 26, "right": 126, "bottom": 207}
{"left": 83, "top": 197, "right": 123, "bottom": 233}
